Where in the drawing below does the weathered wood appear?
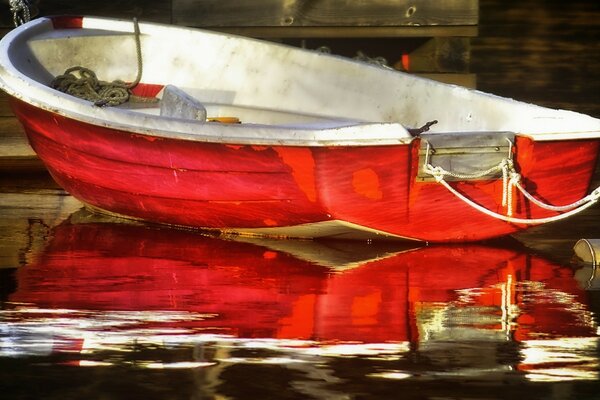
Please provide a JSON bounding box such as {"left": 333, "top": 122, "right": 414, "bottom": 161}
{"left": 0, "top": 155, "right": 45, "bottom": 171}
{"left": 0, "top": 116, "right": 21, "bottom": 136}
{"left": 173, "top": 0, "right": 478, "bottom": 28}
{"left": 2, "top": 1, "right": 479, "bottom": 36}
{"left": 0, "top": 117, "right": 40, "bottom": 170}
{"left": 0, "top": 116, "right": 24, "bottom": 136}
{"left": 291, "top": 37, "right": 470, "bottom": 73}
{"left": 212, "top": 26, "right": 478, "bottom": 38}
{"left": 1, "top": 0, "right": 171, "bottom": 27}
{"left": 0, "top": 91, "right": 14, "bottom": 117}
{"left": 0, "top": 187, "right": 82, "bottom": 268}
{"left": 1, "top": 2, "right": 478, "bottom": 36}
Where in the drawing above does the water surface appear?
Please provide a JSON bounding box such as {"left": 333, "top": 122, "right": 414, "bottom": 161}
{"left": 0, "top": 180, "right": 599, "bottom": 399}
{"left": 1, "top": 0, "right": 600, "bottom": 398}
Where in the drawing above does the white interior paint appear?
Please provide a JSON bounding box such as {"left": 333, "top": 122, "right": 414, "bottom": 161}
{"left": 1, "top": 16, "right": 599, "bottom": 146}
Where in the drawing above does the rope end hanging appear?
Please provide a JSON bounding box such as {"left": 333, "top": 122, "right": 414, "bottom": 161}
{"left": 9, "top": 0, "right": 32, "bottom": 27}
{"left": 129, "top": 17, "right": 143, "bottom": 90}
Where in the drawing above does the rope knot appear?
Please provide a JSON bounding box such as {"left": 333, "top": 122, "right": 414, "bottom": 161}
{"left": 500, "top": 158, "right": 514, "bottom": 170}
{"left": 509, "top": 171, "right": 521, "bottom": 184}
{"left": 423, "top": 164, "right": 446, "bottom": 183}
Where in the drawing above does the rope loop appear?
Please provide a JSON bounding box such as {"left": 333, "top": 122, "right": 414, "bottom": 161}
{"left": 422, "top": 139, "right": 600, "bottom": 225}
{"left": 423, "top": 165, "right": 446, "bottom": 183}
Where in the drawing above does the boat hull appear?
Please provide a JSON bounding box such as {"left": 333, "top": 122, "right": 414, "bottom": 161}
{"left": 11, "top": 98, "right": 599, "bottom": 242}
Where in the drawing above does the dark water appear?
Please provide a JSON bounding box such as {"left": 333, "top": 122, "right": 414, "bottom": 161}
{"left": 2, "top": 1, "right": 600, "bottom": 399}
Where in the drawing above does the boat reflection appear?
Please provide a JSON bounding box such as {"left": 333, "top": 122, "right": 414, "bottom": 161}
{"left": 1, "top": 212, "right": 598, "bottom": 387}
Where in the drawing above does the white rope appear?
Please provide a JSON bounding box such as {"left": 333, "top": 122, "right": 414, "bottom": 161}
{"left": 515, "top": 181, "right": 600, "bottom": 211}
{"left": 422, "top": 139, "right": 600, "bottom": 225}
{"left": 502, "top": 167, "right": 521, "bottom": 217}
{"left": 437, "top": 179, "right": 599, "bottom": 225}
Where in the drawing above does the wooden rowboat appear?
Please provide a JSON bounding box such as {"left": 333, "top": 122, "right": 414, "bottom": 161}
{"left": 1, "top": 16, "right": 599, "bottom": 242}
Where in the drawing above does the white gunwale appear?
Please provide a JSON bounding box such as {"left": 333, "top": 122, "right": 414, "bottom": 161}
{"left": 1, "top": 16, "right": 599, "bottom": 147}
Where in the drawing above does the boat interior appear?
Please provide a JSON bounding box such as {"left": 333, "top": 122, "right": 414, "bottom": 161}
{"left": 133, "top": 87, "right": 363, "bottom": 129}
{"left": 17, "top": 22, "right": 386, "bottom": 131}
{"left": 3, "top": 17, "right": 600, "bottom": 142}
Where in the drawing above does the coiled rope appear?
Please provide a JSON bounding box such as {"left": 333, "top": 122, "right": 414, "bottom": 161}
{"left": 422, "top": 139, "right": 600, "bottom": 224}
{"left": 51, "top": 18, "right": 145, "bottom": 107}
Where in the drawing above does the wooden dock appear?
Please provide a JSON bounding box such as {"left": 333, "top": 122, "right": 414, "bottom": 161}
{"left": 0, "top": 0, "right": 478, "bottom": 170}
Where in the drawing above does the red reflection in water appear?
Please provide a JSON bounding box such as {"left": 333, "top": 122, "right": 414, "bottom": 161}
{"left": 9, "top": 220, "right": 595, "bottom": 344}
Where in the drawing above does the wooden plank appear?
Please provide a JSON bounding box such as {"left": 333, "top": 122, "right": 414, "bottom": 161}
{"left": 291, "top": 37, "right": 470, "bottom": 73}
{"left": 37, "top": 0, "right": 171, "bottom": 23}
{"left": 0, "top": 91, "right": 15, "bottom": 117}
{"left": 0, "top": 116, "right": 24, "bottom": 137}
{"left": 174, "top": 0, "right": 478, "bottom": 28}
{"left": 1, "top": 0, "right": 172, "bottom": 27}
{"left": 0, "top": 188, "right": 82, "bottom": 268}
{"left": 0, "top": 117, "right": 41, "bottom": 170}
{"left": 211, "top": 25, "right": 478, "bottom": 39}
{"left": 0, "top": 155, "right": 45, "bottom": 171}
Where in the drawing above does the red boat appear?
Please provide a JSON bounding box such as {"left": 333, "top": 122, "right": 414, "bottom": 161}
{"left": 1, "top": 16, "right": 599, "bottom": 241}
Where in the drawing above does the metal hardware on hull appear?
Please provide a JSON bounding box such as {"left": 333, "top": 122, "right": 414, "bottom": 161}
{"left": 418, "top": 132, "right": 515, "bottom": 181}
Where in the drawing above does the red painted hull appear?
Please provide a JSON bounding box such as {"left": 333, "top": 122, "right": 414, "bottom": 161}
{"left": 11, "top": 98, "right": 599, "bottom": 242}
